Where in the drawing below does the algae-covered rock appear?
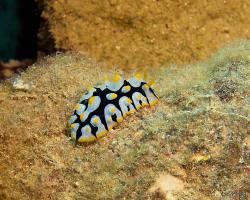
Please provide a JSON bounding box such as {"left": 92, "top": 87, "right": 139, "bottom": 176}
{"left": 0, "top": 42, "right": 249, "bottom": 199}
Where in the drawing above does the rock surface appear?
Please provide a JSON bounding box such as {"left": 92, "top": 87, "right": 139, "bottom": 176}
{"left": 0, "top": 42, "right": 249, "bottom": 199}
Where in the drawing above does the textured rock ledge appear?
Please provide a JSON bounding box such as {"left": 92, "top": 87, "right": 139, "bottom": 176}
{"left": 0, "top": 42, "right": 249, "bottom": 199}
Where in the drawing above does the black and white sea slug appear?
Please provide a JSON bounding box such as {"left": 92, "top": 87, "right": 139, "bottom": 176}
{"left": 68, "top": 74, "right": 159, "bottom": 143}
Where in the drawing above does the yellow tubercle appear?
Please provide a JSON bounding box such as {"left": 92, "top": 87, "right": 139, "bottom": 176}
{"left": 148, "top": 80, "right": 156, "bottom": 87}
{"left": 150, "top": 99, "right": 159, "bottom": 106}
{"left": 80, "top": 113, "right": 85, "bottom": 121}
{"left": 110, "top": 107, "right": 116, "bottom": 113}
{"left": 75, "top": 103, "right": 81, "bottom": 110}
{"left": 108, "top": 122, "right": 118, "bottom": 131}
{"left": 70, "top": 123, "right": 76, "bottom": 129}
{"left": 113, "top": 74, "right": 122, "bottom": 83}
{"left": 143, "top": 71, "right": 149, "bottom": 81}
{"left": 117, "top": 117, "right": 123, "bottom": 123}
{"left": 135, "top": 73, "right": 143, "bottom": 80}
{"left": 96, "top": 130, "right": 108, "bottom": 138}
{"left": 136, "top": 105, "right": 142, "bottom": 110}
{"left": 87, "top": 86, "right": 93, "bottom": 91}
{"left": 93, "top": 117, "right": 99, "bottom": 125}
{"left": 88, "top": 96, "right": 96, "bottom": 105}
{"left": 125, "top": 110, "right": 135, "bottom": 116}
{"left": 78, "top": 135, "right": 96, "bottom": 143}
{"left": 129, "top": 110, "right": 135, "bottom": 114}
{"left": 111, "top": 93, "right": 118, "bottom": 99}
{"left": 127, "top": 98, "right": 132, "bottom": 104}
{"left": 124, "top": 85, "right": 131, "bottom": 91}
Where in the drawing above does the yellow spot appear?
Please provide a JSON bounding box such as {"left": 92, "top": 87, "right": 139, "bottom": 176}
{"left": 135, "top": 73, "right": 143, "bottom": 80}
{"left": 113, "top": 74, "right": 121, "bottom": 83}
{"left": 75, "top": 103, "right": 81, "bottom": 110}
{"left": 143, "top": 71, "right": 149, "bottom": 81}
{"left": 96, "top": 130, "right": 108, "bottom": 138}
{"left": 127, "top": 98, "right": 132, "bottom": 104}
{"left": 148, "top": 80, "right": 155, "bottom": 87}
{"left": 88, "top": 96, "right": 96, "bottom": 105}
{"left": 111, "top": 93, "right": 118, "bottom": 99}
{"left": 87, "top": 86, "right": 92, "bottom": 91}
{"left": 138, "top": 93, "right": 143, "bottom": 99}
{"left": 117, "top": 117, "right": 123, "bottom": 123}
{"left": 150, "top": 99, "right": 159, "bottom": 106}
{"left": 80, "top": 113, "right": 85, "bottom": 121}
{"left": 137, "top": 105, "right": 142, "bottom": 110}
{"left": 110, "top": 107, "right": 116, "bottom": 113}
{"left": 124, "top": 85, "right": 131, "bottom": 91}
{"left": 108, "top": 122, "right": 118, "bottom": 131}
{"left": 70, "top": 123, "right": 76, "bottom": 129}
{"left": 78, "top": 135, "right": 96, "bottom": 142}
{"left": 144, "top": 84, "right": 150, "bottom": 89}
{"left": 130, "top": 110, "right": 135, "bottom": 114}
{"left": 142, "top": 102, "right": 148, "bottom": 107}
{"left": 93, "top": 117, "right": 99, "bottom": 125}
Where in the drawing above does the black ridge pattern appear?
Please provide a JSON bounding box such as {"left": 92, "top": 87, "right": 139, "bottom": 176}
{"left": 72, "top": 80, "right": 158, "bottom": 141}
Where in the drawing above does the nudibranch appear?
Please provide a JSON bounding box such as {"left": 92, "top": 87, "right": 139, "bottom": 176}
{"left": 68, "top": 74, "right": 159, "bottom": 143}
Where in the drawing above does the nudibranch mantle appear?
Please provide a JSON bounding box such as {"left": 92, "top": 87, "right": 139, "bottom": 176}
{"left": 68, "top": 74, "right": 159, "bottom": 143}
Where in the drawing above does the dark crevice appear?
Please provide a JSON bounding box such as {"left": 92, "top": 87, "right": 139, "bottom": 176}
{"left": 0, "top": 0, "right": 56, "bottom": 80}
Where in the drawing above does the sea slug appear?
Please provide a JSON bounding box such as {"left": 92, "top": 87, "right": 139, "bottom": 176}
{"left": 68, "top": 74, "right": 158, "bottom": 143}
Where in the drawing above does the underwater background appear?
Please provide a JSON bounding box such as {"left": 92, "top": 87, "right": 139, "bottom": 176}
{"left": 0, "top": 1, "right": 249, "bottom": 199}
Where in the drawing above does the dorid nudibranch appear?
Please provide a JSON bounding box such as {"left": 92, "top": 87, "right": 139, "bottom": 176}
{"left": 68, "top": 74, "right": 159, "bottom": 143}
